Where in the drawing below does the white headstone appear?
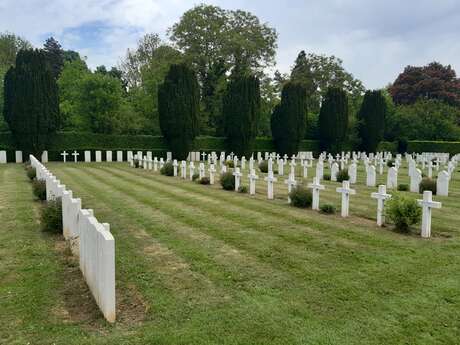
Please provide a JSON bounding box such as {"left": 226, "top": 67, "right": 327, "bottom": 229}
{"left": 173, "top": 160, "right": 179, "bottom": 177}
{"left": 84, "top": 151, "right": 91, "bottom": 162}
{"left": 371, "top": 185, "right": 392, "bottom": 226}
{"left": 95, "top": 151, "right": 102, "bottom": 163}
{"left": 209, "top": 164, "right": 216, "bottom": 184}
{"left": 181, "top": 161, "right": 187, "bottom": 179}
{"left": 387, "top": 167, "right": 398, "bottom": 189}
{"left": 284, "top": 173, "right": 297, "bottom": 203}
{"left": 0, "top": 150, "right": 6, "bottom": 164}
{"left": 336, "top": 180, "right": 356, "bottom": 217}
{"left": 308, "top": 177, "right": 325, "bottom": 211}
{"left": 331, "top": 163, "right": 339, "bottom": 181}
{"left": 15, "top": 150, "right": 23, "bottom": 163}
{"left": 410, "top": 168, "right": 422, "bottom": 193}
{"left": 248, "top": 168, "right": 259, "bottom": 195}
{"left": 106, "top": 151, "right": 112, "bottom": 162}
{"left": 189, "top": 162, "right": 195, "bottom": 180}
{"left": 71, "top": 150, "right": 79, "bottom": 163}
{"left": 348, "top": 163, "right": 357, "bottom": 184}
{"left": 199, "top": 162, "right": 205, "bottom": 179}
{"left": 417, "top": 191, "right": 442, "bottom": 238}
{"left": 264, "top": 171, "right": 277, "bottom": 200}
{"left": 233, "top": 167, "right": 243, "bottom": 191}
{"left": 316, "top": 160, "right": 324, "bottom": 180}
{"left": 61, "top": 151, "right": 69, "bottom": 163}
{"left": 366, "top": 165, "right": 376, "bottom": 187}
{"left": 436, "top": 170, "right": 450, "bottom": 197}
{"left": 116, "top": 151, "right": 123, "bottom": 162}
{"left": 41, "top": 150, "right": 48, "bottom": 163}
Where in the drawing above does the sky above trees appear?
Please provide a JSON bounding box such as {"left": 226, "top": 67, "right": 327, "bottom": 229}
{"left": 1, "top": 0, "right": 459, "bottom": 89}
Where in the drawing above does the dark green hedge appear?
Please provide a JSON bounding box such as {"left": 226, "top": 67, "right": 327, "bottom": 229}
{"left": 407, "top": 141, "right": 460, "bottom": 156}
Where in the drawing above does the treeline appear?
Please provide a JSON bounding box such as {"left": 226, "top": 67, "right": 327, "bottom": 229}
{"left": 1, "top": 4, "right": 460, "bottom": 156}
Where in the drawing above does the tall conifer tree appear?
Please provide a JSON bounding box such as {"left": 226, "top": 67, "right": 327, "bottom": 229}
{"left": 357, "top": 90, "right": 386, "bottom": 152}
{"left": 318, "top": 87, "right": 348, "bottom": 152}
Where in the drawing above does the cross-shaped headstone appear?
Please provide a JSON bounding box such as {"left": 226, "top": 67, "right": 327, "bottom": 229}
{"left": 248, "top": 168, "right": 259, "bottom": 195}
{"left": 417, "top": 191, "right": 442, "bottom": 238}
{"left": 201, "top": 152, "right": 207, "bottom": 162}
{"left": 336, "top": 180, "right": 356, "bottom": 217}
{"left": 284, "top": 173, "right": 297, "bottom": 203}
{"left": 278, "top": 159, "right": 284, "bottom": 176}
{"left": 153, "top": 157, "right": 159, "bottom": 171}
{"left": 371, "top": 185, "right": 392, "bottom": 226}
{"left": 173, "top": 160, "right": 179, "bottom": 177}
{"left": 61, "top": 151, "right": 69, "bottom": 163}
{"left": 181, "top": 160, "right": 187, "bottom": 179}
{"left": 233, "top": 167, "right": 243, "bottom": 191}
{"left": 308, "top": 177, "right": 325, "bottom": 210}
{"left": 199, "top": 162, "right": 205, "bottom": 179}
{"left": 71, "top": 150, "right": 79, "bottom": 163}
{"left": 264, "top": 171, "right": 277, "bottom": 200}
{"left": 209, "top": 164, "right": 216, "bottom": 184}
{"left": 189, "top": 162, "right": 195, "bottom": 180}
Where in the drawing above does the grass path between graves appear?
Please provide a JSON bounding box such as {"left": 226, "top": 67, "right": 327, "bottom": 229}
{"left": 2, "top": 162, "right": 460, "bottom": 344}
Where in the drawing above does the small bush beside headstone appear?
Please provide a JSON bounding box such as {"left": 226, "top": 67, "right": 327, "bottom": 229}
{"left": 259, "top": 161, "right": 268, "bottom": 173}
{"left": 386, "top": 159, "right": 395, "bottom": 167}
{"left": 238, "top": 186, "right": 248, "bottom": 193}
{"left": 226, "top": 160, "right": 235, "bottom": 168}
{"left": 192, "top": 173, "right": 200, "bottom": 181}
{"left": 220, "top": 172, "right": 235, "bottom": 190}
{"left": 40, "top": 198, "right": 63, "bottom": 234}
{"left": 26, "top": 166, "right": 36, "bottom": 181}
{"left": 336, "top": 169, "right": 349, "bottom": 183}
{"left": 323, "top": 173, "right": 331, "bottom": 181}
{"left": 320, "top": 203, "right": 336, "bottom": 214}
{"left": 289, "top": 185, "right": 312, "bottom": 208}
{"left": 199, "top": 177, "right": 210, "bottom": 185}
{"left": 386, "top": 194, "right": 421, "bottom": 232}
{"left": 32, "top": 180, "right": 47, "bottom": 201}
{"left": 397, "top": 184, "right": 409, "bottom": 191}
{"left": 160, "top": 162, "right": 174, "bottom": 176}
{"left": 419, "top": 178, "right": 437, "bottom": 195}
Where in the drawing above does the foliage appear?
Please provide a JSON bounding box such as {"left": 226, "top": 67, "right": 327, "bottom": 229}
{"left": 323, "top": 173, "right": 331, "bottom": 181}
{"left": 318, "top": 87, "right": 349, "bottom": 152}
{"left": 220, "top": 171, "right": 235, "bottom": 190}
{"left": 387, "top": 159, "right": 395, "bottom": 167}
{"left": 158, "top": 63, "right": 200, "bottom": 159}
{"left": 238, "top": 185, "right": 248, "bottom": 193}
{"left": 385, "top": 99, "right": 460, "bottom": 141}
{"left": 336, "top": 169, "right": 350, "bottom": 183}
{"left": 259, "top": 160, "right": 268, "bottom": 173}
{"left": 386, "top": 194, "right": 421, "bottom": 232}
{"left": 43, "top": 37, "right": 64, "bottom": 79}
{"left": 390, "top": 62, "right": 460, "bottom": 106}
{"left": 32, "top": 179, "right": 46, "bottom": 200}
{"left": 271, "top": 82, "right": 307, "bottom": 155}
{"left": 320, "top": 203, "right": 336, "bottom": 214}
{"left": 199, "top": 176, "right": 210, "bottom": 185}
{"left": 160, "top": 162, "right": 174, "bottom": 176}
{"left": 40, "top": 199, "right": 62, "bottom": 234}
{"left": 192, "top": 173, "right": 200, "bottom": 181}
{"left": 3, "top": 49, "right": 60, "bottom": 155}
{"left": 223, "top": 74, "right": 260, "bottom": 156}
{"left": 397, "top": 184, "right": 409, "bottom": 191}
{"left": 226, "top": 160, "right": 235, "bottom": 168}
{"left": 357, "top": 90, "right": 387, "bottom": 152}
{"left": 419, "top": 178, "right": 437, "bottom": 195}
{"left": 289, "top": 185, "right": 312, "bottom": 208}
{"left": 290, "top": 50, "right": 365, "bottom": 114}
{"left": 170, "top": 4, "right": 277, "bottom": 133}
{"left": 397, "top": 138, "right": 408, "bottom": 154}
{"left": 26, "top": 166, "right": 36, "bottom": 180}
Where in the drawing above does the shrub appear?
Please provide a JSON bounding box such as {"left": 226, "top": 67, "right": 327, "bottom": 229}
{"left": 26, "top": 166, "right": 36, "bottom": 181}
{"left": 320, "top": 203, "right": 336, "bottom": 214}
{"left": 397, "top": 184, "right": 409, "bottom": 191}
{"left": 336, "top": 169, "right": 349, "bottom": 183}
{"left": 419, "top": 177, "right": 436, "bottom": 195}
{"left": 32, "top": 179, "right": 46, "bottom": 201}
{"left": 226, "top": 160, "right": 235, "bottom": 168}
{"left": 199, "top": 177, "right": 210, "bottom": 185}
{"left": 259, "top": 160, "right": 268, "bottom": 173}
{"left": 192, "top": 173, "right": 200, "bottom": 181}
{"left": 220, "top": 172, "right": 235, "bottom": 191}
{"left": 323, "top": 173, "right": 331, "bottom": 181}
{"left": 160, "top": 162, "right": 174, "bottom": 176}
{"left": 134, "top": 158, "right": 140, "bottom": 168}
{"left": 397, "top": 137, "right": 408, "bottom": 154}
{"left": 238, "top": 186, "right": 248, "bottom": 193}
{"left": 386, "top": 194, "right": 421, "bottom": 232}
{"left": 289, "top": 185, "right": 313, "bottom": 208}
{"left": 41, "top": 199, "right": 62, "bottom": 234}
{"left": 386, "top": 159, "right": 395, "bottom": 167}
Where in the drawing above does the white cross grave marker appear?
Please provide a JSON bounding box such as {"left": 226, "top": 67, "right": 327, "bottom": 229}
{"left": 308, "top": 177, "right": 325, "bottom": 210}
{"left": 371, "top": 185, "right": 392, "bottom": 226}
{"left": 336, "top": 180, "right": 356, "bottom": 217}
{"left": 417, "top": 191, "right": 442, "bottom": 238}
{"left": 61, "top": 151, "right": 69, "bottom": 163}
{"left": 248, "top": 169, "right": 259, "bottom": 195}
{"left": 264, "top": 171, "right": 277, "bottom": 200}
{"left": 71, "top": 150, "right": 79, "bottom": 163}
{"left": 233, "top": 167, "right": 243, "bottom": 191}
{"left": 284, "top": 173, "right": 297, "bottom": 203}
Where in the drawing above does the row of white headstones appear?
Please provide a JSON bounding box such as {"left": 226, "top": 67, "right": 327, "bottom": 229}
{"left": 130, "top": 151, "right": 451, "bottom": 239}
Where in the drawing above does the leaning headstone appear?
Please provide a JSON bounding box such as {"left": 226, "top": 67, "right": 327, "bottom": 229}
{"left": 84, "top": 151, "right": 91, "bottom": 162}
{"left": 366, "top": 165, "right": 376, "bottom": 187}
{"left": 95, "top": 151, "right": 102, "bottom": 163}
{"left": 15, "top": 150, "right": 23, "bottom": 163}
{"left": 410, "top": 168, "right": 422, "bottom": 193}
{"left": 336, "top": 180, "right": 356, "bottom": 217}
{"left": 387, "top": 167, "right": 398, "bottom": 189}
{"left": 417, "top": 191, "right": 442, "bottom": 238}
{"left": 106, "top": 151, "right": 112, "bottom": 162}
{"left": 436, "top": 170, "right": 450, "bottom": 197}
{"left": 371, "top": 185, "right": 392, "bottom": 226}
{"left": 0, "top": 150, "right": 6, "bottom": 164}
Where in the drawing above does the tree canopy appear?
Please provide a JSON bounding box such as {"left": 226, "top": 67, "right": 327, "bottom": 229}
{"left": 390, "top": 62, "right": 460, "bottom": 107}
{"left": 357, "top": 90, "right": 387, "bottom": 152}
{"left": 43, "top": 37, "right": 65, "bottom": 79}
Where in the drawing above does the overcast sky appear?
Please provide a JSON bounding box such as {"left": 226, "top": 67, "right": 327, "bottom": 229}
{"left": 1, "top": 0, "right": 459, "bottom": 89}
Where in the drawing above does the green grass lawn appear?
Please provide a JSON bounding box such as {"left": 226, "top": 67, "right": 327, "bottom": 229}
{"left": 1, "top": 161, "right": 460, "bottom": 344}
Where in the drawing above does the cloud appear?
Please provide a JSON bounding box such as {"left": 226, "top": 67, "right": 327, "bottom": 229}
{"left": 1, "top": 0, "right": 459, "bottom": 88}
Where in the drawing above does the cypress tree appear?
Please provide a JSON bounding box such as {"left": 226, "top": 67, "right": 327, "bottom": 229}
{"left": 357, "top": 90, "right": 386, "bottom": 152}
{"left": 271, "top": 82, "right": 307, "bottom": 155}
{"left": 223, "top": 74, "right": 260, "bottom": 157}
{"left": 318, "top": 87, "right": 348, "bottom": 153}
{"left": 4, "top": 49, "right": 60, "bottom": 156}
{"left": 43, "top": 37, "right": 64, "bottom": 79}
{"left": 158, "top": 63, "right": 199, "bottom": 159}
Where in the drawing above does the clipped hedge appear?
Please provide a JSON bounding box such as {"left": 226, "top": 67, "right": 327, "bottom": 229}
{"left": 407, "top": 141, "right": 460, "bottom": 156}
